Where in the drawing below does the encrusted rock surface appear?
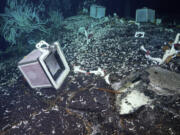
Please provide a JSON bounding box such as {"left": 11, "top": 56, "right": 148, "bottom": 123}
{"left": 0, "top": 15, "right": 180, "bottom": 135}
{"left": 146, "top": 66, "right": 180, "bottom": 95}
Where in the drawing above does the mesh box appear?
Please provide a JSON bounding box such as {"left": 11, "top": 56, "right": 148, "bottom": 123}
{"left": 90, "top": 4, "right": 106, "bottom": 18}
{"left": 18, "top": 41, "right": 70, "bottom": 89}
{"left": 136, "top": 8, "right": 155, "bottom": 23}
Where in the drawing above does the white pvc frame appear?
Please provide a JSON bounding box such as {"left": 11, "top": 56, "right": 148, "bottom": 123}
{"left": 38, "top": 41, "right": 70, "bottom": 90}
{"left": 135, "top": 32, "right": 145, "bottom": 38}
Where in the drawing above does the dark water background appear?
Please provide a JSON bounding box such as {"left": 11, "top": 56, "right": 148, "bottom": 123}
{"left": 0, "top": 0, "right": 180, "bottom": 60}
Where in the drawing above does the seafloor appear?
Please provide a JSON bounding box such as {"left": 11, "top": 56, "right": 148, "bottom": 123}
{"left": 0, "top": 15, "right": 180, "bottom": 135}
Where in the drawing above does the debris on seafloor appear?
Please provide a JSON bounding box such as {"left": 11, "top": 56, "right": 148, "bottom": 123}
{"left": 116, "top": 89, "right": 152, "bottom": 115}
{"left": 104, "top": 73, "right": 111, "bottom": 85}
{"left": 146, "top": 66, "right": 180, "bottom": 95}
{"left": 89, "top": 67, "right": 105, "bottom": 77}
{"left": 73, "top": 65, "right": 111, "bottom": 85}
{"left": 140, "top": 45, "right": 164, "bottom": 64}
{"left": 141, "top": 33, "right": 180, "bottom": 65}
{"left": 114, "top": 65, "right": 180, "bottom": 115}
{"left": 73, "top": 65, "right": 105, "bottom": 76}
{"left": 135, "top": 31, "right": 145, "bottom": 38}
{"left": 89, "top": 68, "right": 111, "bottom": 85}
{"left": 73, "top": 65, "right": 87, "bottom": 74}
{"left": 114, "top": 76, "right": 152, "bottom": 115}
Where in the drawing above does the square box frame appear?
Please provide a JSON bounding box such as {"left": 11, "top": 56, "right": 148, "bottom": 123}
{"left": 18, "top": 41, "right": 70, "bottom": 90}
